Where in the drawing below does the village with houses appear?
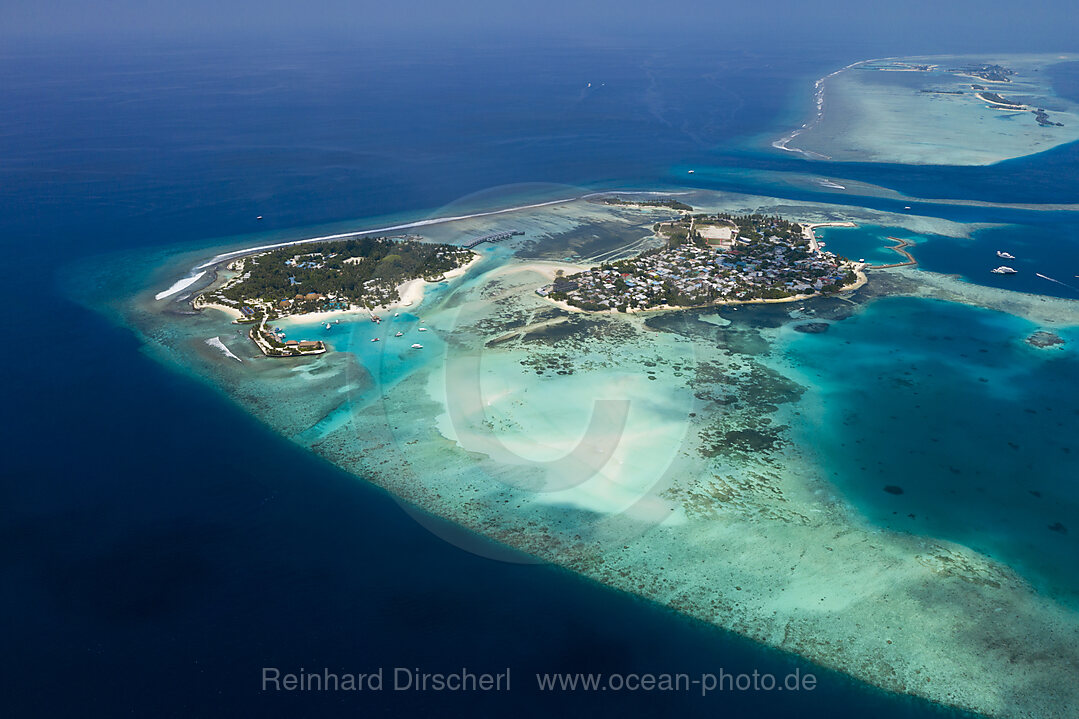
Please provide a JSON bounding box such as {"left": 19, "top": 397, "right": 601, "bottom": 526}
{"left": 538, "top": 212, "right": 860, "bottom": 311}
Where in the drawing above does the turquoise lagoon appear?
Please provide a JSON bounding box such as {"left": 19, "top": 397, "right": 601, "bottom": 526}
{"left": 140, "top": 191, "right": 1079, "bottom": 719}
{"left": 779, "top": 54, "right": 1079, "bottom": 165}
{"left": 773, "top": 296, "right": 1079, "bottom": 601}
{"left": 814, "top": 224, "right": 923, "bottom": 265}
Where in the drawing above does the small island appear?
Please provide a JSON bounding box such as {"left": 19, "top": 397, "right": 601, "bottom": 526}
{"left": 973, "top": 88, "right": 1027, "bottom": 110}
{"left": 601, "top": 196, "right": 694, "bottom": 212}
{"left": 1026, "top": 330, "right": 1065, "bottom": 349}
{"left": 958, "top": 63, "right": 1015, "bottom": 83}
{"left": 538, "top": 213, "right": 859, "bottom": 312}
{"left": 194, "top": 235, "right": 475, "bottom": 356}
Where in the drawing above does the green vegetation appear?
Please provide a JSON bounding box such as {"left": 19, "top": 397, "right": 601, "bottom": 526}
{"left": 603, "top": 197, "right": 693, "bottom": 212}
{"left": 978, "top": 91, "right": 1024, "bottom": 109}
{"left": 200, "top": 236, "right": 474, "bottom": 320}
{"left": 222, "top": 237, "right": 471, "bottom": 305}
{"left": 961, "top": 63, "right": 1014, "bottom": 83}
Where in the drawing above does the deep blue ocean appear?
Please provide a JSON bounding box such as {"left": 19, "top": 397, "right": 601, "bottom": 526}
{"left": 3, "top": 35, "right": 1078, "bottom": 717}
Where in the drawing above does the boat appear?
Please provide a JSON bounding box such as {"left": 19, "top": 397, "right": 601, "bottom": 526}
{"left": 395, "top": 331, "right": 403, "bottom": 337}
{"left": 256, "top": 215, "right": 263, "bottom": 220}
{"left": 324, "top": 323, "right": 331, "bottom": 330}
{"left": 371, "top": 337, "right": 380, "bottom": 342}
{"left": 417, "top": 327, "right": 427, "bottom": 332}
{"left": 334, "top": 319, "right": 340, "bottom": 324}
{"left": 394, "top": 312, "right": 400, "bottom": 317}
{"left": 991, "top": 266, "right": 1018, "bottom": 274}
{"left": 687, "top": 169, "right": 695, "bottom": 174}
{"left": 411, "top": 343, "right": 423, "bottom": 349}
{"left": 997, "top": 251, "right": 1016, "bottom": 259}
{"left": 858, "top": 258, "right": 866, "bottom": 263}
{"left": 903, "top": 206, "right": 911, "bottom": 210}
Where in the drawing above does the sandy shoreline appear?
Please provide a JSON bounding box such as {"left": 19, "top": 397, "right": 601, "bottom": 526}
{"left": 529, "top": 222, "right": 865, "bottom": 316}
{"left": 803, "top": 220, "right": 857, "bottom": 252}
{"left": 195, "top": 300, "right": 243, "bottom": 320}
{"left": 252, "top": 252, "right": 483, "bottom": 325}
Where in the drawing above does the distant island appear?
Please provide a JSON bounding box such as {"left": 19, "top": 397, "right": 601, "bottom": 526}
{"left": 194, "top": 236, "right": 475, "bottom": 356}
{"left": 601, "top": 196, "right": 694, "bottom": 212}
{"left": 972, "top": 88, "right": 1027, "bottom": 110}
{"left": 957, "top": 63, "right": 1015, "bottom": 83}
{"left": 538, "top": 213, "right": 859, "bottom": 311}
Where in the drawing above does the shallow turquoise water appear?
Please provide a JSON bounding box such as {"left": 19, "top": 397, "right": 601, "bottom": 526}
{"left": 781, "top": 296, "right": 1079, "bottom": 601}
{"left": 816, "top": 225, "right": 923, "bottom": 264}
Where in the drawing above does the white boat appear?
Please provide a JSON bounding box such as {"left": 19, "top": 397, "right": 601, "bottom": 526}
{"left": 394, "top": 312, "right": 400, "bottom": 317}
{"left": 324, "top": 323, "right": 331, "bottom": 329}
{"left": 903, "top": 206, "right": 911, "bottom": 210}
{"left": 687, "top": 169, "right": 695, "bottom": 174}
{"left": 996, "top": 251, "right": 1015, "bottom": 259}
{"left": 991, "top": 266, "right": 1017, "bottom": 274}
{"left": 411, "top": 343, "right": 423, "bottom": 349}
{"left": 417, "top": 327, "right": 427, "bottom": 332}
{"left": 395, "top": 332, "right": 403, "bottom": 337}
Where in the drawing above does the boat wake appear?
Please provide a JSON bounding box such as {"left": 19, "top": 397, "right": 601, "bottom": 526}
{"left": 1036, "top": 273, "right": 1079, "bottom": 292}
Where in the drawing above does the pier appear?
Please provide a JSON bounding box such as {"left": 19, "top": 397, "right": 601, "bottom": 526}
{"left": 867, "top": 237, "right": 918, "bottom": 269}
{"left": 462, "top": 230, "right": 524, "bottom": 249}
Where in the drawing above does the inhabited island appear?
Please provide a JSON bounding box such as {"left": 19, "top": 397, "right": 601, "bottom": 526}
{"left": 194, "top": 236, "right": 475, "bottom": 356}
{"left": 958, "top": 63, "right": 1015, "bottom": 83}
{"left": 538, "top": 213, "right": 859, "bottom": 311}
{"left": 601, "top": 196, "right": 694, "bottom": 212}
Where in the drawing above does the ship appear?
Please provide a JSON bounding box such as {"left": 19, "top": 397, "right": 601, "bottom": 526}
{"left": 996, "top": 250, "right": 1016, "bottom": 259}
{"left": 991, "top": 266, "right": 1018, "bottom": 274}
{"left": 411, "top": 343, "right": 423, "bottom": 349}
